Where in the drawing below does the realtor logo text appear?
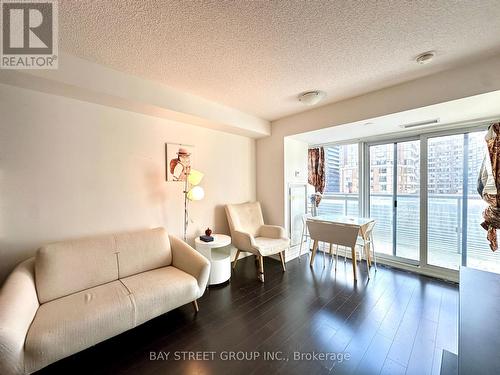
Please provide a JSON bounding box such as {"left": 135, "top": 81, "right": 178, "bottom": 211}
{"left": 1, "top": 0, "right": 58, "bottom": 69}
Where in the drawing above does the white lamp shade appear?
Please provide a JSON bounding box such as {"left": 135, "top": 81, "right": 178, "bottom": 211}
{"left": 187, "top": 186, "right": 204, "bottom": 201}
{"left": 188, "top": 169, "right": 204, "bottom": 186}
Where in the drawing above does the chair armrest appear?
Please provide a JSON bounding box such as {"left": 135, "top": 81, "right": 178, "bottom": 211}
{"left": 232, "top": 230, "right": 257, "bottom": 251}
{"left": 169, "top": 235, "right": 210, "bottom": 297}
{"left": 259, "top": 225, "right": 287, "bottom": 240}
{"left": 0, "top": 258, "right": 39, "bottom": 375}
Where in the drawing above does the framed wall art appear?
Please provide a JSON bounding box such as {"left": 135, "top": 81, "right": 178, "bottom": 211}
{"left": 165, "top": 143, "right": 195, "bottom": 182}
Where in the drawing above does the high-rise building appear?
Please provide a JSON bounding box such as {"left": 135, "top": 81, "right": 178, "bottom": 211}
{"left": 324, "top": 144, "right": 359, "bottom": 194}
{"left": 324, "top": 146, "right": 340, "bottom": 193}
{"left": 323, "top": 136, "right": 484, "bottom": 197}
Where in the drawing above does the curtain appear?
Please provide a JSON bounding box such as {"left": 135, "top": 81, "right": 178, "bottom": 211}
{"left": 478, "top": 123, "right": 500, "bottom": 251}
{"left": 308, "top": 147, "right": 325, "bottom": 206}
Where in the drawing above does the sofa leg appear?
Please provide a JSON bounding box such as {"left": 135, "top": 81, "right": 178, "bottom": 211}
{"left": 233, "top": 250, "right": 241, "bottom": 270}
{"left": 257, "top": 256, "right": 265, "bottom": 282}
{"left": 192, "top": 300, "right": 199, "bottom": 313}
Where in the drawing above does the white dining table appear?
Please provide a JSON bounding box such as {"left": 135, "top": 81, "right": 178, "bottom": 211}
{"left": 309, "top": 214, "right": 374, "bottom": 227}
{"left": 307, "top": 214, "right": 375, "bottom": 280}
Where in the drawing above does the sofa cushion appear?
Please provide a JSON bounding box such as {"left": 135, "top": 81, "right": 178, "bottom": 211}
{"left": 24, "top": 281, "right": 135, "bottom": 373}
{"left": 35, "top": 234, "right": 119, "bottom": 303}
{"left": 115, "top": 227, "right": 172, "bottom": 278}
{"left": 120, "top": 266, "right": 198, "bottom": 326}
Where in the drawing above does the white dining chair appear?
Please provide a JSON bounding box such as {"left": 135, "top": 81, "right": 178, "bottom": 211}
{"left": 356, "top": 221, "right": 377, "bottom": 271}
{"left": 306, "top": 219, "right": 365, "bottom": 281}
{"left": 333, "top": 221, "right": 376, "bottom": 272}
{"left": 299, "top": 214, "right": 332, "bottom": 267}
{"left": 298, "top": 213, "right": 312, "bottom": 262}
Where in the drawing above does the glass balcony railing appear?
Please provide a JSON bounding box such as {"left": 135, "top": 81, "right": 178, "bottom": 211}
{"left": 316, "top": 193, "right": 500, "bottom": 273}
{"left": 316, "top": 193, "right": 359, "bottom": 217}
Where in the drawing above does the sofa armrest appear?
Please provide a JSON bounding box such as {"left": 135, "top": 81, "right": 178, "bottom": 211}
{"left": 169, "top": 235, "right": 210, "bottom": 297}
{"left": 0, "top": 258, "right": 39, "bottom": 375}
{"left": 232, "top": 230, "right": 257, "bottom": 251}
{"left": 259, "top": 225, "right": 287, "bottom": 240}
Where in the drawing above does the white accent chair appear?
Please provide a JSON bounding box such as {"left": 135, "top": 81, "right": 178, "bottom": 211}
{"left": 225, "top": 202, "right": 290, "bottom": 282}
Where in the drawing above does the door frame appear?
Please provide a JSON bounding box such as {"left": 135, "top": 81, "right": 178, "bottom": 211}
{"left": 364, "top": 136, "right": 421, "bottom": 265}
{"left": 316, "top": 121, "right": 492, "bottom": 281}
{"left": 362, "top": 125, "right": 489, "bottom": 278}
{"left": 420, "top": 125, "right": 488, "bottom": 272}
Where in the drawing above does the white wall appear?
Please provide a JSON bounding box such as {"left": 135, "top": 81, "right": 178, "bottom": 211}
{"left": 284, "top": 137, "right": 309, "bottom": 187}
{"left": 0, "top": 53, "right": 270, "bottom": 138}
{"left": 0, "top": 84, "right": 256, "bottom": 284}
{"left": 257, "top": 54, "right": 500, "bottom": 227}
{"left": 283, "top": 137, "right": 308, "bottom": 260}
{"left": 283, "top": 137, "right": 308, "bottom": 231}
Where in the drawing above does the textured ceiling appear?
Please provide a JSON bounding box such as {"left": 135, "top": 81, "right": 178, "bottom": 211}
{"left": 59, "top": 1, "right": 500, "bottom": 121}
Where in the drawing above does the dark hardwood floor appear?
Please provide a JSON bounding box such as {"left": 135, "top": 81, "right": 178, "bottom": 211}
{"left": 37, "top": 252, "right": 458, "bottom": 375}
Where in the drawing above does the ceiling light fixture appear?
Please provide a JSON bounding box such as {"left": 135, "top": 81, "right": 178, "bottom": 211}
{"left": 400, "top": 118, "right": 440, "bottom": 129}
{"left": 298, "top": 90, "right": 326, "bottom": 106}
{"left": 415, "top": 51, "right": 435, "bottom": 64}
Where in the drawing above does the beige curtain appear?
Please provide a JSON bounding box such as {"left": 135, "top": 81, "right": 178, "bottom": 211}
{"left": 308, "top": 147, "right": 325, "bottom": 206}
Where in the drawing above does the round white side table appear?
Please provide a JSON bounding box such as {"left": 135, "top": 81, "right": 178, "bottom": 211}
{"left": 194, "top": 234, "right": 232, "bottom": 285}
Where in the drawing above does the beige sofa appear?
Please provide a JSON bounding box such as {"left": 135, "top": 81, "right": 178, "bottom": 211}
{"left": 0, "top": 227, "right": 210, "bottom": 375}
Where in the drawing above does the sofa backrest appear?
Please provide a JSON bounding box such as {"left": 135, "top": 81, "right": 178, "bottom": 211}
{"left": 115, "top": 227, "right": 172, "bottom": 279}
{"left": 35, "top": 227, "right": 172, "bottom": 303}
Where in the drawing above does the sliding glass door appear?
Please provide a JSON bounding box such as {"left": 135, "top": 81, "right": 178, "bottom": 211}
{"left": 466, "top": 132, "right": 498, "bottom": 273}
{"left": 317, "top": 123, "right": 500, "bottom": 276}
{"left": 368, "top": 140, "right": 420, "bottom": 262}
{"left": 426, "top": 130, "right": 498, "bottom": 272}
{"left": 427, "top": 134, "right": 464, "bottom": 269}
{"left": 369, "top": 143, "right": 394, "bottom": 256}
{"left": 396, "top": 141, "right": 420, "bottom": 261}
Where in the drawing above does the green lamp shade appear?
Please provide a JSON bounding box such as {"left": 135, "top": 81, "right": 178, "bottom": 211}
{"left": 188, "top": 169, "right": 204, "bottom": 186}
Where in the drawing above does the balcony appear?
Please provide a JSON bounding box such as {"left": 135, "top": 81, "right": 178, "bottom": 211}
{"left": 316, "top": 193, "right": 500, "bottom": 274}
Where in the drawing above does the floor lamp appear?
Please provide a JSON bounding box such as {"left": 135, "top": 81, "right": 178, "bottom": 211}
{"left": 184, "top": 169, "right": 204, "bottom": 241}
